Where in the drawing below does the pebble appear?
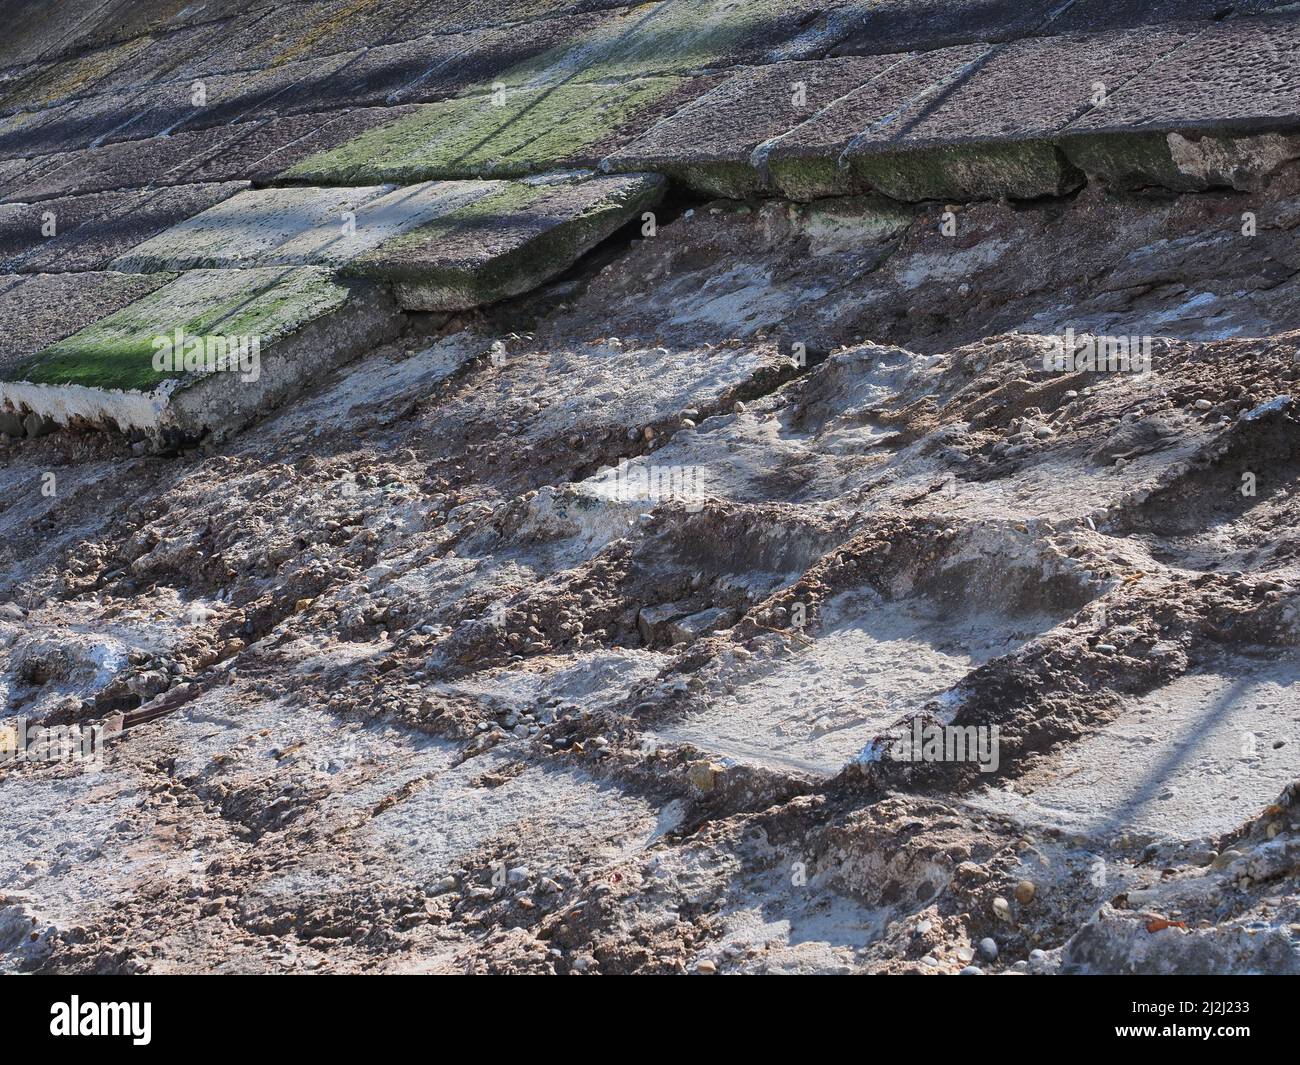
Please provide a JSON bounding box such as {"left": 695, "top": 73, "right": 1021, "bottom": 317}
{"left": 1194, "top": 398, "right": 1213, "bottom": 410}
{"left": 695, "top": 959, "right": 717, "bottom": 974}
{"left": 1014, "top": 879, "right": 1036, "bottom": 904}
{"left": 992, "top": 897, "right": 1012, "bottom": 921}
{"left": 956, "top": 946, "right": 974, "bottom": 963}
{"left": 979, "top": 937, "right": 998, "bottom": 961}
{"left": 959, "top": 965, "right": 982, "bottom": 975}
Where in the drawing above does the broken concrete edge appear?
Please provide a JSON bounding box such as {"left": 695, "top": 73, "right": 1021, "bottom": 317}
{"left": 608, "top": 124, "right": 1300, "bottom": 203}
{"left": 0, "top": 277, "right": 399, "bottom": 442}
{"left": 349, "top": 173, "right": 667, "bottom": 311}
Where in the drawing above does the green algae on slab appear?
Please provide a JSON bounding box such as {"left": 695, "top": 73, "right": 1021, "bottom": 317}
{"left": 848, "top": 139, "right": 1085, "bottom": 202}
{"left": 5, "top": 267, "right": 351, "bottom": 391}
{"left": 282, "top": 78, "right": 687, "bottom": 184}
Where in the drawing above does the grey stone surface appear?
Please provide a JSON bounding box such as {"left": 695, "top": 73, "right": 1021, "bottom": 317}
{"left": 351, "top": 172, "right": 665, "bottom": 310}
{"left": 607, "top": 56, "right": 898, "bottom": 196}
{"left": 112, "top": 180, "right": 502, "bottom": 272}
{"left": 0, "top": 271, "right": 170, "bottom": 370}
{"left": 0, "top": 182, "right": 246, "bottom": 272}
{"left": 764, "top": 45, "right": 987, "bottom": 199}
{"left": 827, "top": 0, "right": 1059, "bottom": 56}
{"left": 1065, "top": 17, "right": 1300, "bottom": 134}
{"left": 1, "top": 108, "right": 416, "bottom": 202}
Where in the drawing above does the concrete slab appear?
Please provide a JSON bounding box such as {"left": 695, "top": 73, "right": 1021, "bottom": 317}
{"left": 764, "top": 44, "right": 987, "bottom": 199}
{"left": 0, "top": 266, "right": 399, "bottom": 438}
{"left": 605, "top": 56, "right": 898, "bottom": 197}
{"left": 1065, "top": 17, "right": 1300, "bottom": 135}
{"left": 0, "top": 35, "right": 155, "bottom": 115}
{"left": 0, "top": 271, "right": 171, "bottom": 370}
{"left": 827, "top": 0, "right": 1058, "bottom": 57}
{"left": 283, "top": 78, "right": 705, "bottom": 183}
{"left": 1060, "top": 18, "right": 1300, "bottom": 190}
{"left": 502, "top": 0, "right": 857, "bottom": 87}
{"left": 884, "top": 25, "right": 1202, "bottom": 148}
{"left": 2, "top": 107, "right": 417, "bottom": 202}
{"left": 0, "top": 182, "right": 246, "bottom": 272}
{"left": 350, "top": 171, "right": 665, "bottom": 310}
{"left": 1044, "top": 0, "right": 1296, "bottom": 35}
{"left": 112, "top": 180, "right": 503, "bottom": 271}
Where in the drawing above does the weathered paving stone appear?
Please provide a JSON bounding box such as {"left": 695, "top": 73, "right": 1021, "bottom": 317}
{"left": 1045, "top": 0, "right": 1296, "bottom": 35}
{"left": 882, "top": 25, "right": 1201, "bottom": 147}
{"left": 283, "top": 78, "right": 706, "bottom": 183}
{"left": 0, "top": 271, "right": 171, "bottom": 370}
{"left": 0, "top": 36, "right": 156, "bottom": 115}
{"left": 112, "top": 180, "right": 502, "bottom": 271}
{"left": 0, "top": 182, "right": 246, "bottom": 272}
{"left": 348, "top": 171, "right": 665, "bottom": 310}
{"left": 1061, "top": 18, "right": 1300, "bottom": 190}
{"left": 502, "top": 0, "right": 858, "bottom": 87}
{"left": 763, "top": 44, "right": 986, "bottom": 200}
{"left": 827, "top": 0, "right": 1059, "bottom": 56}
{"left": 2, "top": 107, "right": 418, "bottom": 202}
{"left": 1066, "top": 18, "right": 1300, "bottom": 134}
{"left": 328, "top": 12, "right": 616, "bottom": 110}
{"left": 605, "top": 56, "right": 898, "bottom": 197}
{"left": 0, "top": 266, "right": 399, "bottom": 438}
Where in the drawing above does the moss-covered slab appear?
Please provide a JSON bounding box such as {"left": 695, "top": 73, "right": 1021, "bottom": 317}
{"left": 349, "top": 171, "right": 665, "bottom": 310}
{"left": 111, "top": 181, "right": 501, "bottom": 272}
{"left": 604, "top": 56, "right": 898, "bottom": 198}
{"left": 0, "top": 266, "right": 399, "bottom": 438}
{"left": 1061, "top": 129, "right": 1300, "bottom": 193}
{"left": 282, "top": 78, "right": 702, "bottom": 184}
{"left": 0, "top": 271, "right": 171, "bottom": 373}
{"left": 849, "top": 139, "right": 1083, "bottom": 201}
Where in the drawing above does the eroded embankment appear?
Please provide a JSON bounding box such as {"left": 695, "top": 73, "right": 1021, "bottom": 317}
{"left": 3, "top": 147, "right": 1300, "bottom": 974}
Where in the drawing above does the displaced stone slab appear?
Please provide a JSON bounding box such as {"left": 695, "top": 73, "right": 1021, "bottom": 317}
{"left": 850, "top": 139, "right": 1082, "bottom": 202}
{"left": 0, "top": 271, "right": 171, "bottom": 371}
{"left": 282, "top": 78, "right": 703, "bottom": 183}
{"left": 0, "top": 182, "right": 246, "bottom": 272}
{"left": 764, "top": 45, "right": 987, "bottom": 199}
{"left": 605, "top": 56, "right": 898, "bottom": 197}
{"left": 111, "top": 180, "right": 503, "bottom": 272}
{"left": 885, "top": 25, "right": 1201, "bottom": 147}
{"left": 350, "top": 172, "right": 665, "bottom": 310}
{"left": 0, "top": 266, "right": 399, "bottom": 438}
{"left": 1065, "top": 17, "right": 1300, "bottom": 135}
